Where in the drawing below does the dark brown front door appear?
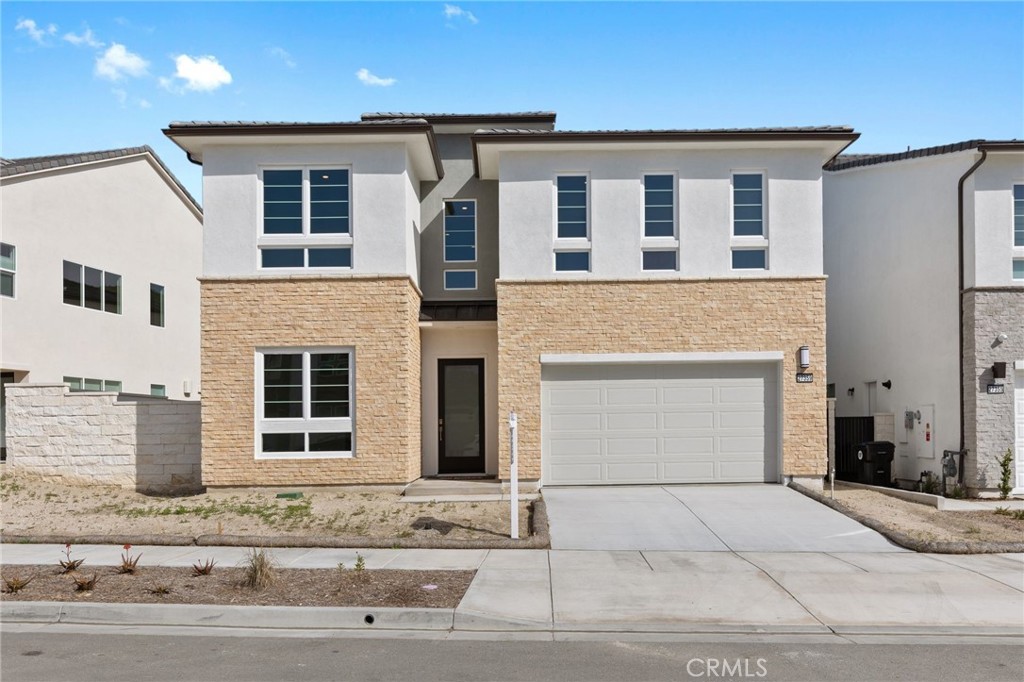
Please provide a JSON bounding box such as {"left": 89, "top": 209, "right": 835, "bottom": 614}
{"left": 438, "top": 359, "right": 485, "bottom": 475}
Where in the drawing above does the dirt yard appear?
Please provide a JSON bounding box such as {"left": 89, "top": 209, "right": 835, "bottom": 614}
{"left": 829, "top": 485, "right": 1024, "bottom": 544}
{"left": 0, "top": 474, "right": 533, "bottom": 543}
{"left": 0, "top": 563, "right": 473, "bottom": 608}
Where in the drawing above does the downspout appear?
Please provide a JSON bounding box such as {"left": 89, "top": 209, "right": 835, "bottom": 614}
{"left": 957, "top": 148, "right": 988, "bottom": 457}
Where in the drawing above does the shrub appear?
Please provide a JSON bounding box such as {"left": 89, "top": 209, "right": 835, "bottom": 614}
{"left": 116, "top": 544, "right": 142, "bottom": 575}
{"left": 3, "top": 574, "right": 34, "bottom": 593}
{"left": 58, "top": 544, "right": 84, "bottom": 574}
{"left": 148, "top": 584, "right": 171, "bottom": 596}
{"left": 997, "top": 448, "right": 1014, "bottom": 500}
{"left": 72, "top": 573, "right": 98, "bottom": 591}
{"left": 242, "top": 548, "right": 275, "bottom": 590}
{"left": 191, "top": 558, "right": 216, "bottom": 576}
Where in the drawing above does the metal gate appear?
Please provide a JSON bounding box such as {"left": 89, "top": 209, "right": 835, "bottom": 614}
{"left": 834, "top": 416, "right": 874, "bottom": 482}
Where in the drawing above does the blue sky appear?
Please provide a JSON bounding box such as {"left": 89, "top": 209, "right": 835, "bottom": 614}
{"left": 3, "top": 2, "right": 1022, "bottom": 201}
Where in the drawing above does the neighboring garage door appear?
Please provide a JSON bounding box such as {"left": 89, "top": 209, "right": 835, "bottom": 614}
{"left": 541, "top": 362, "right": 779, "bottom": 485}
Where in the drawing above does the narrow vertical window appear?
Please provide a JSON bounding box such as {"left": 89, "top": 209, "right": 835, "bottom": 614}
{"left": 83, "top": 266, "right": 102, "bottom": 310}
{"left": 263, "top": 170, "right": 303, "bottom": 234}
{"left": 1014, "top": 184, "right": 1024, "bottom": 247}
{"left": 150, "top": 283, "right": 165, "bottom": 327}
{"left": 310, "top": 169, "right": 350, "bottom": 234}
{"left": 644, "top": 175, "right": 675, "bottom": 237}
{"left": 0, "top": 243, "right": 15, "bottom": 298}
{"left": 1014, "top": 259, "right": 1024, "bottom": 280}
{"left": 63, "top": 261, "right": 82, "bottom": 306}
{"left": 733, "top": 174, "right": 764, "bottom": 236}
{"left": 557, "top": 176, "right": 588, "bottom": 239}
{"left": 444, "top": 200, "right": 476, "bottom": 262}
{"left": 104, "top": 273, "right": 121, "bottom": 314}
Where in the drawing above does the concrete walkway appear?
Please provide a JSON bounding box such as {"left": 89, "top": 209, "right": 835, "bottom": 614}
{"left": 2, "top": 544, "right": 1022, "bottom": 635}
{"left": 543, "top": 485, "right": 904, "bottom": 552}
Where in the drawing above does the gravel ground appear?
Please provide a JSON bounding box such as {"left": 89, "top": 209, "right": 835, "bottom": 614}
{"left": 0, "top": 563, "right": 474, "bottom": 608}
{"left": 830, "top": 485, "right": 1024, "bottom": 543}
{"left": 0, "top": 475, "right": 532, "bottom": 543}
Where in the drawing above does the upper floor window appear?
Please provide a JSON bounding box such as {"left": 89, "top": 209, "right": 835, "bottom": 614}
{"left": 557, "top": 176, "right": 588, "bottom": 239}
{"left": 1014, "top": 259, "right": 1024, "bottom": 281}
{"left": 644, "top": 175, "right": 675, "bottom": 238}
{"left": 732, "top": 249, "right": 767, "bottom": 270}
{"left": 64, "top": 376, "right": 121, "bottom": 392}
{"left": 555, "top": 251, "right": 590, "bottom": 272}
{"left": 150, "top": 283, "right": 165, "bottom": 327}
{"left": 63, "top": 261, "right": 120, "bottom": 314}
{"left": 1014, "top": 184, "right": 1023, "bottom": 247}
{"left": 263, "top": 168, "right": 351, "bottom": 235}
{"left": 444, "top": 270, "right": 477, "bottom": 291}
{"left": 733, "top": 173, "right": 764, "bottom": 236}
{"left": 444, "top": 200, "right": 476, "bottom": 262}
{"left": 0, "top": 243, "right": 15, "bottom": 298}
{"left": 642, "top": 250, "right": 678, "bottom": 271}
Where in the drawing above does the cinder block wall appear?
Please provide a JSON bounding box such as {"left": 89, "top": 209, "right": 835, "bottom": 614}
{"left": 496, "top": 278, "right": 828, "bottom": 481}
{"left": 963, "top": 289, "right": 1024, "bottom": 491}
{"left": 5, "top": 383, "right": 201, "bottom": 492}
{"left": 200, "top": 275, "right": 422, "bottom": 487}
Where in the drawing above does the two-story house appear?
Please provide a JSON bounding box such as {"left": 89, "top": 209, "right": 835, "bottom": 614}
{"left": 824, "top": 140, "right": 1024, "bottom": 494}
{"left": 164, "top": 114, "right": 857, "bottom": 490}
{"left": 0, "top": 146, "right": 203, "bottom": 456}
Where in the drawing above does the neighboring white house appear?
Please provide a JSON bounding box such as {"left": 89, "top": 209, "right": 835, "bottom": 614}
{"left": 823, "top": 139, "right": 1024, "bottom": 494}
{"left": 0, "top": 146, "right": 203, "bottom": 455}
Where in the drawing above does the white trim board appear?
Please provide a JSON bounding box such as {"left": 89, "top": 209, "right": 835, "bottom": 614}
{"left": 539, "top": 351, "right": 785, "bottom": 365}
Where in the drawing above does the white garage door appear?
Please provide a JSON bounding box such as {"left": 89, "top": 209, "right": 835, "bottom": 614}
{"left": 542, "top": 363, "right": 779, "bottom": 485}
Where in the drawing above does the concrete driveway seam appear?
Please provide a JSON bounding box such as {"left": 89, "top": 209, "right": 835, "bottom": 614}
{"left": 730, "top": 551, "right": 837, "bottom": 635}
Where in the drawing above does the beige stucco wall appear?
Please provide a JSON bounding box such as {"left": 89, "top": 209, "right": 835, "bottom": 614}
{"left": 496, "top": 278, "right": 827, "bottom": 481}
{"left": 5, "top": 383, "right": 200, "bottom": 492}
{"left": 200, "top": 275, "right": 421, "bottom": 486}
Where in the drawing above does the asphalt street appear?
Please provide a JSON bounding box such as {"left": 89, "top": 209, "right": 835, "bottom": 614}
{"left": 2, "top": 630, "right": 1023, "bottom": 682}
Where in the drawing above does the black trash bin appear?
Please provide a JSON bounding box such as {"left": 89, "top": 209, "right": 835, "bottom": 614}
{"left": 854, "top": 441, "right": 895, "bottom": 485}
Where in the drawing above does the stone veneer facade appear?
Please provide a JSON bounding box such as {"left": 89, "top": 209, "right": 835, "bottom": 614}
{"left": 496, "top": 278, "right": 828, "bottom": 482}
{"left": 200, "top": 275, "right": 421, "bottom": 487}
{"left": 962, "top": 289, "right": 1024, "bottom": 492}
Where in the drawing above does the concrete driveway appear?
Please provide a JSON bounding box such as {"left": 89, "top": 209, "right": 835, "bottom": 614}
{"left": 543, "top": 484, "right": 905, "bottom": 552}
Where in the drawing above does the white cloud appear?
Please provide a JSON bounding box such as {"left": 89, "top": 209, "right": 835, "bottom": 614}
{"left": 16, "top": 18, "right": 58, "bottom": 44}
{"left": 443, "top": 4, "right": 478, "bottom": 25}
{"left": 161, "top": 54, "right": 233, "bottom": 93}
{"left": 95, "top": 43, "right": 149, "bottom": 80}
{"left": 138, "top": 99, "right": 152, "bottom": 109}
{"left": 268, "top": 46, "right": 296, "bottom": 68}
{"left": 356, "top": 68, "right": 396, "bottom": 87}
{"left": 64, "top": 26, "right": 104, "bottom": 48}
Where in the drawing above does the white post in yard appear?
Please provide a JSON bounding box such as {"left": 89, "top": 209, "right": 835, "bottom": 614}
{"left": 509, "top": 409, "right": 519, "bottom": 540}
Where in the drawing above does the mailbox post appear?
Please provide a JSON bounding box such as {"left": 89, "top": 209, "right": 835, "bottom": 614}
{"left": 509, "top": 410, "right": 519, "bottom": 540}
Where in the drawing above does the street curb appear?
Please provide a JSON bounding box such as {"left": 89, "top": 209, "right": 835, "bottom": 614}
{"left": 789, "top": 482, "right": 1024, "bottom": 554}
{"left": 0, "top": 499, "right": 551, "bottom": 551}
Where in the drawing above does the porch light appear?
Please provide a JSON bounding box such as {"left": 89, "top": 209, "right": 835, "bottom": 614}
{"left": 798, "top": 346, "right": 810, "bottom": 370}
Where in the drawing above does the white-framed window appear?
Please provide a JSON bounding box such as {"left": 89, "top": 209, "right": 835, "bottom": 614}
{"left": 732, "top": 173, "right": 765, "bottom": 237}
{"left": 1013, "top": 259, "right": 1024, "bottom": 281}
{"left": 554, "top": 251, "right": 590, "bottom": 272}
{"left": 556, "top": 175, "right": 589, "bottom": 240}
{"left": 150, "top": 283, "right": 165, "bottom": 327}
{"left": 443, "top": 200, "right": 476, "bottom": 263}
{"left": 732, "top": 248, "right": 768, "bottom": 270}
{"left": 0, "top": 243, "right": 15, "bottom": 298}
{"left": 443, "top": 269, "right": 477, "bottom": 291}
{"left": 64, "top": 376, "right": 121, "bottom": 392}
{"left": 62, "top": 261, "right": 121, "bottom": 314}
{"left": 643, "top": 174, "right": 675, "bottom": 238}
{"left": 150, "top": 384, "right": 167, "bottom": 397}
{"left": 1014, "top": 184, "right": 1023, "bottom": 248}
{"left": 259, "top": 167, "right": 352, "bottom": 270}
{"left": 256, "top": 348, "right": 353, "bottom": 459}
{"left": 642, "top": 249, "right": 678, "bottom": 271}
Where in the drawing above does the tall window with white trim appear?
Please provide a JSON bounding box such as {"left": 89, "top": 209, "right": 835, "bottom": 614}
{"left": 1013, "top": 184, "right": 1023, "bottom": 247}
{"left": 0, "top": 243, "right": 15, "bottom": 298}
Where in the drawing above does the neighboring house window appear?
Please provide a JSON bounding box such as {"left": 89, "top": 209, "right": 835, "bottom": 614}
{"left": 64, "top": 377, "right": 120, "bottom": 392}
{"left": 260, "top": 167, "right": 351, "bottom": 269}
{"left": 732, "top": 249, "right": 767, "bottom": 270}
{"left": 555, "top": 251, "right": 590, "bottom": 272}
{"left": 733, "top": 173, "right": 764, "bottom": 236}
{"left": 1014, "top": 259, "right": 1024, "bottom": 281}
{"left": 444, "top": 270, "right": 477, "bottom": 291}
{"left": 151, "top": 384, "right": 166, "bottom": 397}
{"left": 642, "top": 250, "right": 678, "bottom": 271}
{"left": 644, "top": 175, "right": 675, "bottom": 238}
{"left": 257, "top": 349, "right": 353, "bottom": 458}
{"left": 150, "top": 284, "right": 165, "bottom": 327}
{"left": 62, "top": 261, "right": 121, "bottom": 313}
{"left": 556, "top": 176, "right": 588, "bottom": 239}
{"left": 1014, "top": 184, "right": 1024, "bottom": 247}
{"left": 0, "top": 243, "right": 14, "bottom": 298}
{"left": 444, "top": 200, "right": 476, "bottom": 262}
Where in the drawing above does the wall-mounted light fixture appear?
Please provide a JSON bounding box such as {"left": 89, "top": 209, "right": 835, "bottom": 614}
{"left": 847, "top": 387, "right": 855, "bottom": 397}
{"left": 798, "top": 346, "right": 811, "bottom": 370}
{"left": 882, "top": 380, "right": 892, "bottom": 390}
{"left": 996, "top": 333, "right": 1009, "bottom": 345}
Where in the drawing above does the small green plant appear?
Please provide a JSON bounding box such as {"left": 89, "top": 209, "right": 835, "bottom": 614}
{"left": 148, "top": 584, "right": 171, "bottom": 596}
{"left": 242, "top": 548, "right": 275, "bottom": 590}
{"left": 997, "top": 448, "right": 1014, "bottom": 500}
{"left": 963, "top": 525, "right": 981, "bottom": 535}
{"left": 920, "top": 472, "right": 940, "bottom": 495}
{"left": 994, "top": 506, "right": 1013, "bottom": 516}
{"left": 354, "top": 553, "right": 366, "bottom": 572}
{"left": 116, "top": 544, "right": 142, "bottom": 574}
{"left": 997, "top": 507, "right": 1024, "bottom": 521}
{"left": 3, "top": 574, "right": 34, "bottom": 593}
{"left": 949, "top": 484, "right": 967, "bottom": 499}
{"left": 191, "top": 558, "right": 217, "bottom": 576}
{"left": 72, "top": 573, "right": 98, "bottom": 591}
{"left": 58, "top": 543, "right": 84, "bottom": 574}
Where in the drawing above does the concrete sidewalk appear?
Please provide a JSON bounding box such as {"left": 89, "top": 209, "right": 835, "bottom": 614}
{"left": 2, "top": 544, "right": 1022, "bottom": 636}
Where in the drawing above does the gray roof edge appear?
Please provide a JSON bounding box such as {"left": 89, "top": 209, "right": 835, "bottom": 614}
{"left": 825, "top": 139, "right": 1024, "bottom": 171}
{"left": 1, "top": 145, "right": 202, "bottom": 215}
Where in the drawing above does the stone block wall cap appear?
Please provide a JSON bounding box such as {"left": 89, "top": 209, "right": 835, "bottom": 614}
{"left": 201, "top": 273, "right": 423, "bottom": 298}
{"left": 495, "top": 275, "right": 828, "bottom": 285}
